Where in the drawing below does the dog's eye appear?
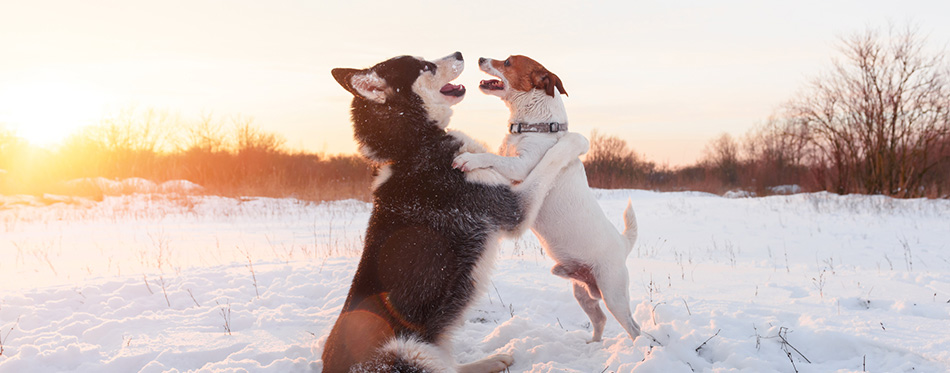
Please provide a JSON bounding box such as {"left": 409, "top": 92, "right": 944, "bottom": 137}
{"left": 504, "top": 59, "right": 511, "bottom": 67}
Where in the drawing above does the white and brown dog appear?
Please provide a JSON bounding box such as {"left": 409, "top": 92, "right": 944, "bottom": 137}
{"left": 453, "top": 55, "right": 642, "bottom": 342}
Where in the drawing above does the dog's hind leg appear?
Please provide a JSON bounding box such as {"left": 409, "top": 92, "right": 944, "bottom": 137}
{"left": 597, "top": 266, "right": 642, "bottom": 341}
{"left": 552, "top": 262, "right": 608, "bottom": 342}
{"left": 572, "top": 281, "right": 607, "bottom": 343}
{"left": 551, "top": 262, "right": 601, "bottom": 299}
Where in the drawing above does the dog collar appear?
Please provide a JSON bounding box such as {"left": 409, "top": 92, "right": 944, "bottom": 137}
{"left": 509, "top": 122, "right": 568, "bottom": 134}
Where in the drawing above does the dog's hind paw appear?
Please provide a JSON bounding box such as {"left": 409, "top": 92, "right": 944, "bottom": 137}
{"left": 487, "top": 353, "right": 515, "bottom": 371}
{"left": 458, "top": 353, "right": 514, "bottom": 373}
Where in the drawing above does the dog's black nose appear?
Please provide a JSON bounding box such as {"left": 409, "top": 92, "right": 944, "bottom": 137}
{"left": 453, "top": 51, "right": 463, "bottom": 61}
{"left": 478, "top": 57, "right": 486, "bottom": 65}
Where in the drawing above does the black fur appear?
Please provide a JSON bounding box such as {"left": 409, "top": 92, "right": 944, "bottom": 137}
{"left": 323, "top": 54, "right": 526, "bottom": 372}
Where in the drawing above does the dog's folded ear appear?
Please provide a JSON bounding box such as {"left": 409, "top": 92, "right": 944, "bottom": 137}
{"left": 531, "top": 70, "right": 568, "bottom": 97}
{"left": 550, "top": 73, "right": 567, "bottom": 97}
{"left": 332, "top": 68, "right": 390, "bottom": 104}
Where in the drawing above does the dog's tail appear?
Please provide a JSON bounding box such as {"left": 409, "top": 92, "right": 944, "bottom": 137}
{"left": 352, "top": 336, "right": 452, "bottom": 373}
{"left": 621, "top": 199, "right": 638, "bottom": 253}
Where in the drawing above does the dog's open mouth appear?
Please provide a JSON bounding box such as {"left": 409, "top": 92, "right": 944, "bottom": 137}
{"left": 479, "top": 79, "right": 505, "bottom": 91}
{"left": 440, "top": 83, "right": 466, "bottom": 97}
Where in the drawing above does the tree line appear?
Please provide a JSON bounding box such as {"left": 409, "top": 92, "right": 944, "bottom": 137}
{"left": 0, "top": 110, "right": 374, "bottom": 201}
{"left": 586, "top": 26, "right": 950, "bottom": 198}
{"left": 1, "top": 26, "right": 947, "bottom": 201}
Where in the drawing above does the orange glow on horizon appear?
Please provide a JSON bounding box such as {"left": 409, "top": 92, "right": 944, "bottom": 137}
{"left": 0, "top": 80, "right": 111, "bottom": 148}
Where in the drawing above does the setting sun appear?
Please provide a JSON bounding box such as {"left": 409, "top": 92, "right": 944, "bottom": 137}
{"left": 0, "top": 80, "right": 110, "bottom": 147}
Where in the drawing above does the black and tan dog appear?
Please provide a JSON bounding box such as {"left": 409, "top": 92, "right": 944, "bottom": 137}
{"left": 322, "top": 52, "right": 588, "bottom": 372}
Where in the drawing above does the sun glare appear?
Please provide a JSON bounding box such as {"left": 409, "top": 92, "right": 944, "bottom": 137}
{"left": 0, "top": 80, "right": 110, "bottom": 147}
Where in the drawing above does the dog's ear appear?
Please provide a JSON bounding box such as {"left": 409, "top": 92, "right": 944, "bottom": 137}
{"left": 550, "top": 72, "right": 567, "bottom": 97}
{"left": 531, "top": 70, "right": 568, "bottom": 97}
{"left": 331, "top": 68, "right": 389, "bottom": 104}
{"left": 331, "top": 68, "right": 359, "bottom": 91}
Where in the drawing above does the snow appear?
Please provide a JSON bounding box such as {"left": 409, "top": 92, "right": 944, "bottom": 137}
{"left": 1, "top": 190, "right": 949, "bottom": 372}
{"left": 63, "top": 177, "right": 202, "bottom": 196}
{"left": 723, "top": 190, "right": 755, "bottom": 198}
{"left": 768, "top": 185, "right": 802, "bottom": 195}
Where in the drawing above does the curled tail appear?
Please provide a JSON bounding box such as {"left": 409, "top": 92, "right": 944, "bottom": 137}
{"left": 622, "top": 199, "right": 638, "bottom": 253}
{"left": 351, "top": 337, "right": 452, "bottom": 372}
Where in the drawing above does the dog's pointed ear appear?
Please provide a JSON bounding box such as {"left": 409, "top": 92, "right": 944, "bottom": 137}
{"left": 331, "top": 68, "right": 389, "bottom": 104}
{"left": 531, "top": 70, "right": 568, "bottom": 97}
{"left": 331, "top": 68, "right": 359, "bottom": 91}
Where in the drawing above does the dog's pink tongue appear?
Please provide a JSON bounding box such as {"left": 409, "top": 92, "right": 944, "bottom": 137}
{"left": 440, "top": 84, "right": 461, "bottom": 93}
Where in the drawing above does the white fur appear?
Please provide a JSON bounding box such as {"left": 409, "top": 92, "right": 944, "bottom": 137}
{"left": 447, "top": 130, "right": 511, "bottom": 186}
{"left": 350, "top": 70, "right": 389, "bottom": 104}
{"left": 358, "top": 144, "right": 384, "bottom": 163}
{"left": 371, "top": 164, "right": 393, "bottom": 191}
{"left": 457, "top": 353, "right": 515, "bottom": 373}
{"left": 378, "top": 334, "right": 512, "bottom": 373}
{"left": 376, "top": 337, "right": 454, "bottom": 372}
{"left": 413, "top": 54, "right": 465, "bottom": 129}
{"left": 454, "top": 58, "right": 642, "bottom": 342}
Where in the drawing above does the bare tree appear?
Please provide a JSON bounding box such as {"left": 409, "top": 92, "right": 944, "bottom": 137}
{"left": 786, "top": 25, "right": 950, "bottom": 197}
{"left": 744, "top": 117, "right": 809, "bottom": 169}
{"left": 743, "top": 117, "right": 811, "bottom": 190}
{"left": 232, "top": 116, "right": 285, "bottom": 155}
{"left": 702, "top": 133, "right": 740, "bottom": 187}
{"left": 97, "top": 106, "right": 174, "bottom": 153}
{"left": 184, "top": 112, "right": 227, "bottom": 153}
{"left": 584, "top": 130, "right": 652, "bottom": 188}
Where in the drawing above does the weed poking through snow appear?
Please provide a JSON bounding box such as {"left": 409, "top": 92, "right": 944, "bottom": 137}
{"left": 695, "top": 328, "right": 721, "bottom": 353}
{"left": 143, "top": 274, "right": 154, "bottom": 295}
{"left": 242, "top": 248, "right": 260, "bottom": 299}
{"left": 187, "top": 288, "right": 201, "bottom": 307}
{"left": 812, "top": 269, "right": 827, "bottom": 299}
{"left": 0, "top": 316, "right": 20, "bottom": 357}
{"left": 159, "top": 276, "right": 171, "bottom": 307}
{"left": 899, "top": 236, "right": 913, "bottom": 272}
{"left": 755, "top": 325, "right": 811, "bottom": 373}
{"left": 218, "top": 299, "right": 232, "bottom": 336}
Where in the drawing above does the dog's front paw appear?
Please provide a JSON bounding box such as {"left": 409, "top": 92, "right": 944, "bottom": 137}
{"left": 452, "top": 152, "right": 488, "bottom": 172}
{"left": 561, "top": 133, "right": 590, "bottom": 156}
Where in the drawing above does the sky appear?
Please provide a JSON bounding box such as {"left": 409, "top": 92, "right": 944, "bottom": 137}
{"left": 2, "top": 1, "right": 949, "bottom": 166}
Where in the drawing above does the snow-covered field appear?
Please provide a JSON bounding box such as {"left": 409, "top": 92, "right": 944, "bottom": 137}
{"left": 1, "top": 190, "right": 948, "bottom": 372}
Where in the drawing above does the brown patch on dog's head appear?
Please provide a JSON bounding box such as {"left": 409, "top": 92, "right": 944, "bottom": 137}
{"left": 490, "top": 55, "right": 567, "bottom": 97}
